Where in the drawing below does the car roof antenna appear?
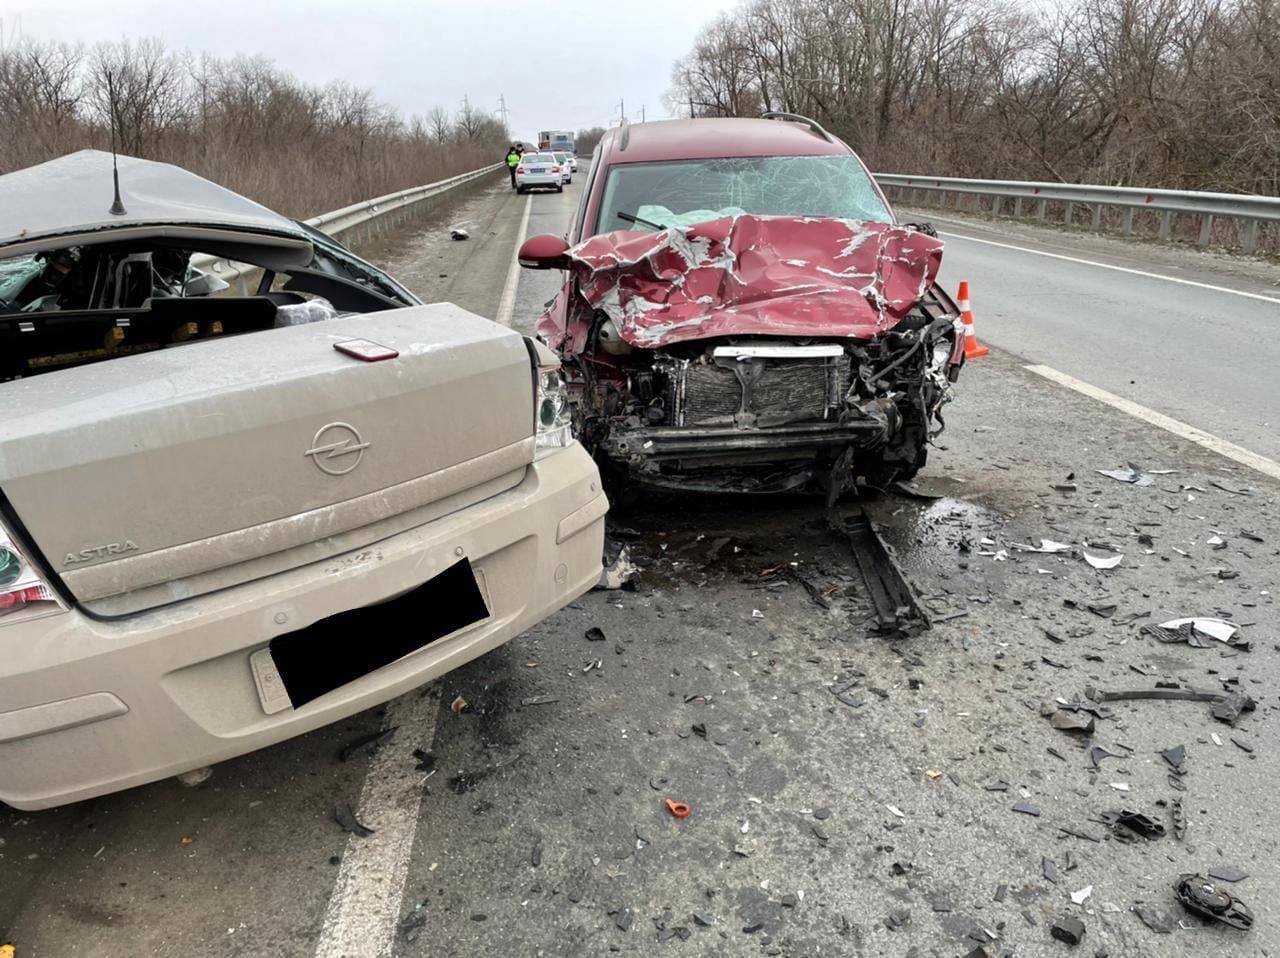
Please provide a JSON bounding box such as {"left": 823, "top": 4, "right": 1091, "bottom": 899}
{"left": 104, "top": 69, "right": 127, "bottom": 216}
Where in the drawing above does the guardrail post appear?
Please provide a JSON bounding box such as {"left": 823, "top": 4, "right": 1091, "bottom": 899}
{"left": 1198, "top": 213, "right": 1214, "bottom": 246}
{"left": 1242, "top": 219, "right": 1259, "bottom": 254}
{"left": 1036, "top": 199, "right": 1046, "bottom": 220}
{"left": 1091, "top": 204, "right": 1102, "bottom": 231}
{"left": 1063, "top": 202, "right": 1074, "bottom": 227}
{"left": 1158, "top": 210, "right": 1172, "bottom": 241}
{"left": 954, "top": 191, "right": 964, "bottom": 210}
{"left": 1014, "top": 197, "right": 1023, "bottom": 217}
{"left": 1122, "top": 207, "right": 1134, "bottom": 235}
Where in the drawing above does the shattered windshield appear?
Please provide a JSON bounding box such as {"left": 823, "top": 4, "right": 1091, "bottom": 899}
{"left": 594, "top": 155, "right": 892, "bottom": 234}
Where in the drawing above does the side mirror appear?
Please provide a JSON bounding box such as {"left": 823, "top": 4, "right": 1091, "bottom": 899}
{"left": 518, "top": 233, "right": 570, "bottom": 270}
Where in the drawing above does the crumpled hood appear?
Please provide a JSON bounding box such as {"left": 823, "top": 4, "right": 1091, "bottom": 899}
{"left": 539, "top": 214, "right": 943, "bottom": 352}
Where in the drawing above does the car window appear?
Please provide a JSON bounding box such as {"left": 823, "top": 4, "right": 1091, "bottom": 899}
{"left": 524, "top": 154, "right": 553, "bottom": 164}
{"left": 553, "top": 152, "right": 566, "bottom": 162}
{"left": 593, "top": 155, "right": 892, "bottom": 234}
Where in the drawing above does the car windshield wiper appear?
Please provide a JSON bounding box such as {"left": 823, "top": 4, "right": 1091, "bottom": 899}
{"left": 616, "top": 211, "right": 666, "bottom": 230}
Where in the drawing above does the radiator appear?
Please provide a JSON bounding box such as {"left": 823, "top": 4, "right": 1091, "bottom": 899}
{"left": 668, "top": 345, "right": 849, "bottom": 428}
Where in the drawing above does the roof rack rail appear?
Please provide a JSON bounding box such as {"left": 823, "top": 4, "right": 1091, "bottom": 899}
{"left": 760, "top": 111, "right": 834, "bottom": 143}
{"left": 618, "top": 117, "right": 631, "bottom": 152}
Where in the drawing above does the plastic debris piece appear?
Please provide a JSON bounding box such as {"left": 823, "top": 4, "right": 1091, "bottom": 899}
{"left": 1086, "top": 685, "right": 1255, "bottom": 725}
{"left": 1097, "top": 465, "right": 1153, "bottom": 486}
{"left": 1160, "top": 745, "right": 1187, "bottom": 774}
{"left": 1050, "top": 710, "right": 1095, "bottom": 734}
{"left": 1209, "top": 866, "right": 1249, "bottom": 883}
{"left": 1171, "top": 799, "right": 1186, "bottom": 839}
{"left": 450, "top": 695, "right": 468, "bottom": 714}
{"left": 1042, "top": 858, "right": 1058, "bottom": 882}
{"left": 1050, "top": 915, "right": 1086, "bottom": 944}
{"left": 1109, "top": 782, "right": 1131, "bottom": 791}
{"left": 595, "top": 545, "right": 639, "bottom": 591}
{"left": 1071, "top": 885, "right": 1092, "bottom": 904}
{"left": 1012, "top": 802, "right": 1041, "bottom": 817}
{"left": 585, "top": 626, "right": 606, "bottom": 642}
{"left": 334, "top": 802, "right": 375, "bottom": 837}
{"left": 1, "top": 946, "right": 14, "bottom": 958}
{"left": 1100, "top": 809, "right": 1165, "bottom": 840}
{"left": 886, "top": 804, "right": 906, "bottom": 818}
{"left": 1173, "top": 874, "right": 1253, "bottom": 930}
{"left": 664, "top": 799, "right": 689, "bottom": 818}
{"left": 1012, "top": 538, "right": 1073, "bottom": 553}
{"left": 1133, "top": 904, "right": 1173, "bottom": 934}
{"left": 1082, "top": 550, "right": 1124, "bottom": 570}
{"left": 1142, "top": 617, "right": 1243, "bottom": 649}
{"left": 339, "top": 727, "right": 396, "bottom": 762}
{"left": 450, "top": 227, "right": 470, "bottom": 241}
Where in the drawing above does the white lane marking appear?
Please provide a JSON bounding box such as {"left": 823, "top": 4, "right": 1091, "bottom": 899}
{"left": 314, "top": 690, "right": 438, "bottom": 958}
{"left": 496, "top": 193, "right": 533, "bottom": 326}
{"left": 1025, "top": 364, "right": 1280, "bottom": 482}
{"left": 940, "top": 230, "right": 1280, "bottom": 306}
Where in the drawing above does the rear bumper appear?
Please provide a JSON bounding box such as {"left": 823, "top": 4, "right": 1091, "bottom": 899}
{"left": 517, "top": 174, "right": 560, "bottom": 189}
{"left": 0, "top": 445, "right": 606, "bottom": 810}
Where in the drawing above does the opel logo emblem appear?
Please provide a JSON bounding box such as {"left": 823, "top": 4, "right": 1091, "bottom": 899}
{"left": 305, "top": 422, "right": 370, "bottom": 476}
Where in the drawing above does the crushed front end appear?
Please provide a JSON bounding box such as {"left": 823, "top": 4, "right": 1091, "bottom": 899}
{"left": 539, "top": 214, "right": 964, "bottom": 495}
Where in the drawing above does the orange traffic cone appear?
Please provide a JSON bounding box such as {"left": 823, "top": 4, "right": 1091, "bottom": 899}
{"left": 958, "top": 280, "right": 989, "bottom": 359}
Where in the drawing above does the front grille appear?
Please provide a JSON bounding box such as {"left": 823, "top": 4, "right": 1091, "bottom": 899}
{"left": 668, "top": 350, "right": 849, "bottom": 427}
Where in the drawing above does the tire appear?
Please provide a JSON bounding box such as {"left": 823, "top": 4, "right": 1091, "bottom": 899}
{"left": 556, "top": 185, "right": 564, "bottom": 193}
{"left": 516, "top": 186, "right": 525, "bottom": 194}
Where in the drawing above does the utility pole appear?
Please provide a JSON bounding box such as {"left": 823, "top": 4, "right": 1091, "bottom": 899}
{"left": 617, "top": 97, "right": 625, "bottom": 125}
{"left": 640, "top": 104, "right": 646, "bottom": 123}
{"left": 496, "top": 94, "right": 509, "bottom": 132}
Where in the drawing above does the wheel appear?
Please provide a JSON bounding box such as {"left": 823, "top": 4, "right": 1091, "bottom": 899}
{"left": 516, "top": 186, "right": 525, "bottom": 194}
{"left": 556, "top": 185, "right": 564, "bottom": 193}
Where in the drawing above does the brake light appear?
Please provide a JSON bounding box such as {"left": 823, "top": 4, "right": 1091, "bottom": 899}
{"left": 551, "top": 166, "right": 560, "bottom": 173}
{"left": 516, "top": 167, "right": 525, "bottom": 174}
{"left": 0, "top": 520, "right": 66, "bottom": 620}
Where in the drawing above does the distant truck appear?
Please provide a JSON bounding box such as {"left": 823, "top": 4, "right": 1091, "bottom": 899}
{"left": 538, "top": 130, "right": 576, "bottom": 155}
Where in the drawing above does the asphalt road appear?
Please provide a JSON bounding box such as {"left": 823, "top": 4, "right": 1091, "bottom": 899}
{"left": 912, "top": 208, "right": 1280, "bottom": 462}
{"left": 3, "top": 175, "right": 1279, "bottom": 957}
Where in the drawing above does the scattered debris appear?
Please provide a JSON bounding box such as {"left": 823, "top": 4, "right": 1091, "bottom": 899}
{"left": 449, "top": 226, "right": 470, "bottom": 241}
{"left": 1049, "top": 710, "right": 1095, "bottom": 734}
{"left": 1100, "top": 810, "right": 1165, "bottom": 841}
{"left": 584, "top": 627, "right": 607, "bottom": 642}
{"left": 830, "top": 510, "right": 930, "bottom": 637}
{"left": 1012, "top": 802, "right": 1041, "bottom": 817}
{"left": 595, "top": 544, "right": 639, "bottom": 591}
{"left": 1085, "top": 685, "right": 1256, "bottom": 726}
{"left": 1097, "top": 465, "right": 1154, "bottom": 486}
{"left": 1208, "top": 866, "right": 1249, "bottom": 883}
{"left": 1133, "top": 903, "right": 1174, "bottom": 934}
{"left": 334, "top": 803, "right": 375, "bottom": 837}
{"left": 1011, "top": 538, "right": 1073, "bottom": 553}
{"left": 339, "top": 727, "right": 396, "bottom": 762}
{"left": 1050, "top": 914, "right": 1086, "bottom": 945}
{"left": 664, "top": 799, "right": 689, "bottom": 818}
{"left": 1070, "top": 885, "right": 1092, "bottom": 905}
{"left": 450, "top": 695, "right": 468, "bottom": 714}
{"left": 1160, "top": 745, "right": 1188, "bottom": 775}
{"left": 1141, "top": 617, "right": 1248, "bottom": 651}
{"left": 1173, "top": 874, "right": 1254, "bottom": 931}
{"left": 176, "top": 766, "right": 213, "bottom": 788}
{"left": 1082, "top": 550, "right": 1124, "bottom": 570}
{"left": 1171, "top": 799, "right": 1186, "bottom": 839}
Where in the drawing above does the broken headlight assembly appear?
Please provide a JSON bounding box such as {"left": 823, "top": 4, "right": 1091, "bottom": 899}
{"left": 0, "top": 518, "right": 66, "bottom": 621}
{"left": 535, "top": 365, "right": 574, "bottom": 454}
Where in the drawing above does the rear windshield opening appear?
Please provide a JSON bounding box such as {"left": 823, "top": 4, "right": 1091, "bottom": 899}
{"left": 595, "top": 155, "right": 892, "bottom": 233}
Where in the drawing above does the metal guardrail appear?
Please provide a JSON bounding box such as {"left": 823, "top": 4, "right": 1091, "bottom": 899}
{"left": 876, "top": 173, "right": 1280, "bottom": 252}
{"left": 196, "top": 163, "right": 502, "bottom": 290}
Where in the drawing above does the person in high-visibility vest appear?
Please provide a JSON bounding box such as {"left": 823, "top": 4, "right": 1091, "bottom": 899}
{"left": 505, "top": 146, "right": 521, "bottom": 189}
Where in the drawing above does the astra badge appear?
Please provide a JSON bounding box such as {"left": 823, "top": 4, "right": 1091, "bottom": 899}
{"left": 64, "top": 540, "right": 139, "bottom": 564}
{"left": 305, "top": 422, "right": 370, "bottom": 476}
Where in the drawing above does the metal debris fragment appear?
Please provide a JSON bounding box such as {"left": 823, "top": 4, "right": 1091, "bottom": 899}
{"left": 1173, "top": 874, "right": 1253, "bottom": 931}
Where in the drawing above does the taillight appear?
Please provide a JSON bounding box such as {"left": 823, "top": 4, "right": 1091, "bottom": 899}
{"left": 516, "top": 167, "right": 525, "bottom": 174}
{"left": 535, "top": 365, "right": 573, "bottom": 455}
{"left": 551, "top": 166, "right": 560, "bottom": 173}
{"left": 0, "top": 520, "right": 66, "bottom": 620}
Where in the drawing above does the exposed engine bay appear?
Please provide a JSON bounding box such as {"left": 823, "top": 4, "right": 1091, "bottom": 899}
{"left": 539, "top": 213, "right": 965, "bottom": 495}
{"left": 571, "top": 297, "right": 961, "bottom": 494}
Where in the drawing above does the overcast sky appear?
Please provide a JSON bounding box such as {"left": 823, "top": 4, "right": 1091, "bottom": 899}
{"left": 0, "top": 0, "right": 737, "bottom": 141}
